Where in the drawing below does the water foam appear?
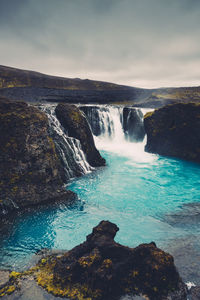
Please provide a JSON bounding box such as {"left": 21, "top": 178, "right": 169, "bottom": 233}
{"left": 93, "top": 106, "right": 156, "bottom": 164}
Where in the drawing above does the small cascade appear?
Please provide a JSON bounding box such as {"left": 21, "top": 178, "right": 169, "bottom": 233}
{"left": 80, "top": 105, "right": 145, "bottom": 142}
{"left": 80, "top": 105, "right": 155, "bottom": 163}
{"left": 80, "top": 105, "right": 124, "bottom": 141}
{"left": 40, "top": 104, "right": 92, "bottom": 181}
{"left": 80, "top": 105, "right": 124, "bottom": 140}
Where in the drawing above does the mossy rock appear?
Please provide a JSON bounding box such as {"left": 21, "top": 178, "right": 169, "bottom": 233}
{"left": 32, "top": 221, "right": 187, "bottom": 300}
{"left": 55, "top": 104, "right": 105, "bottom": 167}
{"left": 144, "top": 103, "right": 200, "bottom": 163}
{"left": 0, "top": 99, "right": 77, "bottom": 214}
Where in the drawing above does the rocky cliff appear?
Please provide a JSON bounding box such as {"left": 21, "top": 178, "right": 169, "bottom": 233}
{"left": 144, "top": 103, "right": 200, "bottom": 163}
{"left": 55, "top": 104, "right": 106, "bottom": 167}
{"left": 0, "top": 98, "right": 76, "bottom": 214}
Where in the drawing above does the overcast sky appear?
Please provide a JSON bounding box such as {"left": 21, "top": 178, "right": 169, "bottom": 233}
{"left": 0, "top": 0, "right": 200, "bottom": 88}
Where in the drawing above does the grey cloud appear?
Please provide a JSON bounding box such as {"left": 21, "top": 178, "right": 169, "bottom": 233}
{"left": 0, "top": 0, "right": 199, "bottom": 88}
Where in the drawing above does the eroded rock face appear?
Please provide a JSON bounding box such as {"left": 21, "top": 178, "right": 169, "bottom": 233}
{"left": 0, "top": 99, "right": 77, "bottom": 214}
{"left": 35, "top": 221, "right": 187, "bottom": 300}
{"left": 55, "top": 103, "right": 106, "bottom": 167}
{"left": 79, "top": 105, "right": 104, "bottom": 136}
{"left": 122, "top": 107, "right": 145, "bottom": 142}
{"left": 144, "top": 103, "right": 200, "bottom": 163}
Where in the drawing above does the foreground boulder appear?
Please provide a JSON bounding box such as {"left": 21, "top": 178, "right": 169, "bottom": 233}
{"left": 0, "top": 99, "right": 77, "bottom": 214}
{"left": 144, "top": 103, "right": 200, "bottom": 163}
{"left": 55, "top": 104, "right": 106, "bottom": 167}
{"left": 34, "top": 221, "right": 186, "bottom": 300}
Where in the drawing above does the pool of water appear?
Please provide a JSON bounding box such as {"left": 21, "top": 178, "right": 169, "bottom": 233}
{"left": 0, "top": 140, "right": 200, "bottom": 271}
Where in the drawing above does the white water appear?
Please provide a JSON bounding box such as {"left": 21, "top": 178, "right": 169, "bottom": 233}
{"left": 97, "top": 106, "right": 124, "bottom": 141}
{"left": 93, "top": 106, "right": 156, "bottom": 164}
{"left": 39, "top": 104, "right": 92, "bottom": 179}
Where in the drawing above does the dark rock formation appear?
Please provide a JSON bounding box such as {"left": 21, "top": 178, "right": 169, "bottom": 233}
{"left": 79, "top": 105, "right": 103, "bottom": 136}
{"left": 122, "top": 107, "right": 145, "bottom": 142}
{"left": 144, "top": 103, "right": 200, "bottom": 163}
{"left": 35, "top": 221, "right": 187, "bottom": 300}
{"left": 55, "top": 103, "right": 105, "bottom": 167}
{"left": 0, "top": 99, "right": 77, "bottom": 214}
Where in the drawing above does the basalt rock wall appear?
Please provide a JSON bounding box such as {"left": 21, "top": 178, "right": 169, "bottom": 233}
{"left": 144, "top": 103, "right": 200, "bottom": 163}
{"left": 0, "top": 99, "right": 76, "bottom": 214}
{"left": 55, "top": 103, "right": 106, "bottom": 167}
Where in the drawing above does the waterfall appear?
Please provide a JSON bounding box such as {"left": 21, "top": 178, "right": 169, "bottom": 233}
{"left": 80, "top": 105, "right": 155, "bottom": 164}
{"left": 80, "top": 106, "right": 124, "bottom": 140}
{"left": 39, "top": 104, "right": 93, "bottom": 181}
{"left": 80, "top": 105, "right": 145, "bottom": 142}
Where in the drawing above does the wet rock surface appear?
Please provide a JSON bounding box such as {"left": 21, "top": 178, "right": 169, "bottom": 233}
{"left": 0, "top": 99, "right": 77, "bottom": 215}
{"left": 188, "top": 286, "right": 200, "bottom": 300}
{"left": 162, "top": 203, "right": 200, "bottom": 286}
{"left": 122, "top": 107, "right": 145, "bottom": 142}
{"left": 0, "top": 276, "right": 64, "bottom": 300}
{"left": 55, "top": 104, "right": 105, "bottom": 167}
{"left": 79, "top": 105, "right": 104, "bottom": 136}
{"left": 164, "top": 235, "right": 200, "bottom": 286}
{"left": 144, "top": 103, "right": 200, "bottom": 163}
{"left": 32, "top": 221, "right": 187, "bottom": 300}
{"left": 164, "top": 203, "right": 200, "bottom": 227}
{"left": 0, "top": 271, "right": 9, "bottom": 289}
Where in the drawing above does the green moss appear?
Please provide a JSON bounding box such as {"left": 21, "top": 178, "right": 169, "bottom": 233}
{"left": 78, "top": 252, "right": 100, "bottom": 268}
{"left": 0, "top": 284, "right": 16, "bottom": 297}
{"left": 11, "top": 186, "right": 18, "bottom": 194}
{"left": 9, "top": 271, "right": 21, "bottom": 279}
{"left": 102, "top": 259, "right": 112, "bottom": 268}
{"left": 47, "top": 137, "right": 58, "bottom": 159}
{"left": 9, "top": 174, "right": 20, "bottom": 184}
{"left": 35, "top": 257, "right": 101, "bottom": 299}
{"left": 144, "top": 111, "right": 154, "bottom": 119}
{"left": 71, "top": 110, "right": 82, "bottom": 123}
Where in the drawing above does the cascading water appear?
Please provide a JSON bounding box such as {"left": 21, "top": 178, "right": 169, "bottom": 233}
{"left": 80, "top": 105, "right": 155, "bottom": 163}
{"left": 40, "top": 104, "right": 92, "bottom": 181}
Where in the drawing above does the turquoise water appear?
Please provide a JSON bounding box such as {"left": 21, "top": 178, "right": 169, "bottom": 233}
{"left": 0, "top": 145, "right": 200, "bottom": 271}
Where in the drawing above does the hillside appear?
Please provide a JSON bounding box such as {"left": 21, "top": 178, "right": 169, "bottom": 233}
{"left": 0, "top": 65, "right": 199, "bottom": 106}
{"left": 0, "top": 65, "right": 134, "bottom": 91}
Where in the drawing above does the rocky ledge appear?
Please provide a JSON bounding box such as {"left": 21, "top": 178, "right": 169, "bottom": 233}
{"left": 1, "top": 221, "right": 187, "bottom": 300}
{"left": 55, "top": 103, "right": 106, "bottom": 167}
{"left": 0, "top": 98, "right": 77, "bottom": 214}
{"left": 144, "top": 103, "right": 200, "bottom": 163}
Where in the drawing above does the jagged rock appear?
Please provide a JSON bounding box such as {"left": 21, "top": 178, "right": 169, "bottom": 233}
{"left": 0, "top": 99, "right": 77, "bottom": 214}
{"left": 55, "top": 103, "right": 106, "bottom": 167}
{"left": 144, "top": 103, "right": 200, "bottom": 163}
{"left": 122, "top": 107, "right": 145, "bottom": 142}
{"left": 35, "top": 221, "right": 187, "bottom": 300}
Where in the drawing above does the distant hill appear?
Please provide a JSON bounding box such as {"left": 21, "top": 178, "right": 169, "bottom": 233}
{"left": 0, "top": 65, "right": 199, "bottom": 107}
{"left": 0, "top": 65, "right": 134, "bottom": 91}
